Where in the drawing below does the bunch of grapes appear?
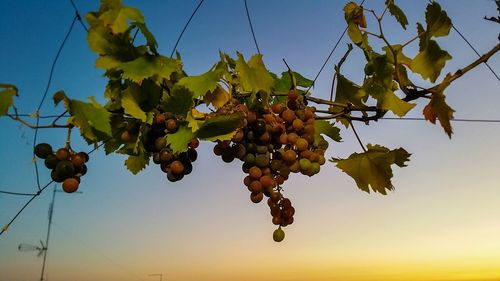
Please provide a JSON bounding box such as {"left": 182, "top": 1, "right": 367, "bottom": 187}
{"left": 143, "top": 112, "right": 199, "bottom": 182}
{"left": 34, "top": 143, "right": 89, "bottom": 193}
{"left": 213, "top": 90, "right": 328, "bottom": 241}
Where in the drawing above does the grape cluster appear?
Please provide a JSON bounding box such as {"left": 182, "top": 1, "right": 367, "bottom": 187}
{"left": 142, "top": 112, "right": 198, "bottom": 182}
{"left": 213, "top": 90, "right": 328, "bottom": 241}
{"left": 34, "top": 143, "right": 89, "bottom": 193}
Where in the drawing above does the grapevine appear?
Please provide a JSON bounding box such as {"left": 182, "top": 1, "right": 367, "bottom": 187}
{"left": 0, "top": 0, "right": 499, "bottom": 241}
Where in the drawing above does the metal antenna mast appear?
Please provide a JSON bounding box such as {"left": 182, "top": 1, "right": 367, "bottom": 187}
{"left": 149, "top": 273, "right": 163, "bottom": 281}
{"left": 18, "top": 184, "right": 82, "bottom": 281}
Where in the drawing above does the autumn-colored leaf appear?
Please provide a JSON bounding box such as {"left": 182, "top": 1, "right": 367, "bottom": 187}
{"left": 332, "top": 144, "right": 411, "bottom": 194}
{"left": 423, "top": 90, "right": 455, "bottom": 138}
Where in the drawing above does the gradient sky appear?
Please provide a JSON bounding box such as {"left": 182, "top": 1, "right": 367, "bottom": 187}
{"left": 1, "top": 1, "right": 500, "bottom": 280}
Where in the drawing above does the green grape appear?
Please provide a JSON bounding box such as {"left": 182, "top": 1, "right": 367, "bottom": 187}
{"left": 299, "top": 158, "right": 312, "bottom": 171}
{"left": 273, "top": 227, "right": 285, "bottom": 242}
{"left": 310, "top": 162, "right": 321, "bottom": 175}
{"left": 255, "top": 154, "right": 269, "bottom": 168}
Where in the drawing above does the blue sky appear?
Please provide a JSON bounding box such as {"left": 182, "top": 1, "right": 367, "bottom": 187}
{"left": 1, "top": 1, "right": 500, "bottom": 280}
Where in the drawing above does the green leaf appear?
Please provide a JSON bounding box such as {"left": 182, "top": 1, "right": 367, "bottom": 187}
{"left": 104, "top": 138, "right": 122, "bottom": 155}
{"left": 385, "top": 0, "right": 408, "bottom": 29}
{"left": 0, "top": 84, "right": 17, "bottom": 115}
{"left": 375, "top": 89, "right": 416, "bottom": 117}
{"left": 425, "top": 1, "right": 452, "bottom": 37}
{"left": 116, "top": 55, "right": 182, "bottom": 83}
{"left": 99, "top": 0, "right": 144, "bottom": 34}
{"left": 195, "top": 113, "right": 244, "bottom": 140}
{"left": 332, "top": 144, "right": 411, "bottom": 194}
{"left": 177, "top": 68, "right": 223, "bottom": 98}
{"left": 273, "top": 71, "right": 314, "bottom": 92}
{"left": 235, "top": 53, "right": 274, "bottom": 97}
{"left": 201, "top": 130, "right": 238, "bottom": 142}
{"left": 423, "top": 77, "right": 455, "bottom": 138}
{"left": 364, "top": 54, "right": 415, "bottom": 117}
{"left": 347, "top": 22, "right": 363, "bottom": 44}
{"left": 314, "top": 120, "right": 342, "bottom": 145}
{"left": 134, "top": 22, "right": 158, "bottom": 54}
{"left": 411, "top": 39, "right": 452, "bottom": 83}
{"left": 167, "top": 124, "right": 195, "bottom": 153}
{"left": 69, "top": 97, "right": 112, "bottom": 143}
{"left": 160, "top": 86, "right": 194, "bottom": 118}
{"left": 125, "top": 152, "right": 150, "bottom": 175}
{"left": 122, "top": 85, "right": 147, "bottom": 121}
{"left": 382, "top": 45, "right": 412, "bottom": 68}
{"left": 344, "top": 2, "right": 367, "bottom": 44}
{"left": 95, "top": 56, "right": 122, "bottom": 69}
{"left": 186, "top": 110, "right": 203, "bottom": 131}
{"left": 335, "top": 74, "right": 367, "bottom": 107}
{"left": 86, "top": 23, "right": 132, "bottom": 56}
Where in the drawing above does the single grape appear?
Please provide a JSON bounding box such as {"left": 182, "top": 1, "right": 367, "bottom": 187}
{"left": 55, "top": 160, "right": 74, "bottom": 179}
{"left": 188, "top": 148, "right": 198, "bottom": 162}
{"left": 154, "top": 137, "right": 167, "bottom": 151}
{"left": 299, "top": 158, "right": 312, "bottom": 171}
{"left": 34, "top": 143, "right": 53, "bottom": 159}
{"left": 255, "top": 154, "right": 269, "bottom": 168}
{"left": 273, "top": 227, "right": 285, "bottom": 242}
{"left": 51, "top": 170, "right": 64, "bottom": 183}
{"left": 295, "top": 138, "right": 309, "bottom": 151}
{"left": 249, "top": 166, "right": 262, "bottom": 179}
{"left": 44, "top": 154, "right": 59, "bottom": 169}
{"left": 288, "top": 90, "right": 298, "bottom": 101}
{"left": 77, "top": 152, "right": 89, "bottom": 163}
{"left": 189, "top": 138, "right": 200, "bottom": 149}
{"left": 121, "top": 130, "right": 133, "bottom": 143}
{"left": 250, "top": 192, "right": 263, "bottom": 203}
{"left": 221, "top": 150, "right": 235, "bottom": 163}
{"left": 166, "top": 119, "right": 178, "bottom": 132}
{"left": 71, "top": 153, "right": 86, "bottom": 167}
{"left": 281, "top": 109, "right": 296, "bottom": 123}
{"left": 170, "top": 161, "right": 184, "bottom": 175}
{"left": 55, "top": 148, "right": 71, "bottom": 161}
{"left": 249, "top": 181, "right": 263, "bottom": 193}
{"left": 62, "top": 178, "right": 80, "bottom": 193}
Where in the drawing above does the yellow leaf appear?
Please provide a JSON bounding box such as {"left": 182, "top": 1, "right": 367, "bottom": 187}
{"left": 203, "top": 86, "right": 230, "bottom": 109}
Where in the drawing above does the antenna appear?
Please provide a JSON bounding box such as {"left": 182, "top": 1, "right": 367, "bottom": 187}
{"left": 148, "top": 273, "right": 163, "bottom": 281}
{"left": 17, "top": 184, "right": 82, "bottom": 281}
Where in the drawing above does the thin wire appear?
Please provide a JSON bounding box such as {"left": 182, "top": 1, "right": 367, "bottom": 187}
{"left": 305, "top": 0, "right": 366, "bottom": 94}
{"left": 0, "top": 181, "right": 53, "bottom": 236}
{"left": 244, "top": 0, "right": 261, "bottom": 54}
{"left": 7, "top": 113, "right": 71, "bottom": 119}
{"left": 0, "top": 137, "right": 112, "bottom": 237}
{"left": 33, "top": 15, "right": 77, "bottom": 191}
{"left": 380, "top": 117, "right": 500, "bottom": 122}
{"left": 69, "top": 0, "right": 89, "bottom": 32}
{"left": 432, "top": 0, "right": 499, "bottom": 82}
{"left": 0, "top": 190, "right": 37, "bottom": 196}
{"left": 170, "top": 0, "right": 205, "bottom": 58}
{"left": 451, "top": 25, "right": 500, "bottom": 82}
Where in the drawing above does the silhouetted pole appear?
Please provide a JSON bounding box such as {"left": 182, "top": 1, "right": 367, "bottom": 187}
{"left": 40, "top": 185, "right": 82, "bottom": 281}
